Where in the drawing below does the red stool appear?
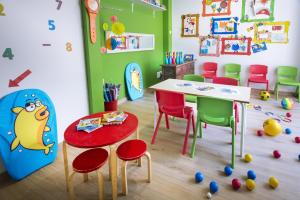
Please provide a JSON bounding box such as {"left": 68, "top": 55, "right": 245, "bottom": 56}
{"left": 68, "top": 148, "right": 108, "bottom": 200}
{"left": 116, "top": 139, "right": 152, "bottom": 195}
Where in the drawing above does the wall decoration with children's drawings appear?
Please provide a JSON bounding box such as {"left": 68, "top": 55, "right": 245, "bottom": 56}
{"left": 221, "top": 37, "right": 252, "bottom": 55}
{"left": 202, "top": 0, "right": 232, "bottom": 17}
{"left": 112, "top": 36, "right": 127, "bottom": 49}
{"left": 127, "top": 35, "right": 140, "bottom": 50}
{"left": 181, "top": 14, "right": 199, "bottom": 37}
{"left": 211, "top": 17, "right": 238, "bottom": 35}
{"left": 241, "top": 0, "right": 275, "bottom": 23}
{"left": 199, "top": 35, "right": 220, "bottom": 57}
{"left": 252, "top": 42, "right": 267, "bottom": 53}
{"left": 254, "top": 21, "right": 290, "bottom": 44}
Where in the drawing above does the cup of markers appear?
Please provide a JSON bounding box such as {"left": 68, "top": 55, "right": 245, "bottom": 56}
{"left": 103, "top": 83, "right": 120, "bottom": 111}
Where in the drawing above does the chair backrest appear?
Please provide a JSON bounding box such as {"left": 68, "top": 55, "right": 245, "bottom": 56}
{"left": 212, "top": 77, "right": 238, "bottom": 86}
{"left": 156, "top": 90, "right": 185, "bottom": 117}
{"left": 196, "top": 96, "right": 233, "bottom": 126}
{"left": 224, "top": 63, "right": 241, "bottom": 74}
{"left": 183, "top": 74, "right": 205, "bottom": 82}
{"left": 203, "top": 62, "right": 218, "bottom": 72}
{"left": 249, "top": 65, "right": 268, "bottom": 79}
{"left": 277, "top": 66, "right": 298, "bottom": 81}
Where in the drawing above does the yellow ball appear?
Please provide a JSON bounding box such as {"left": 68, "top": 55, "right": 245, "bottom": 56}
{"left": 263, "top": 118, "right": 282, "bottom": 137}
{"left": 244, "top": 153, "right": 253, "bottom": 163}
{"left": 112, "top": 22, "right": 125, "bottom": 35}
{"left": 269, "top": 176, "right": 279, "bottom": 189}
{"left": 246, "top": 179, "right": 256, "bottom": 191}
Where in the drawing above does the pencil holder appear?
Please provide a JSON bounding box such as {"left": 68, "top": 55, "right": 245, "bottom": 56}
{"left": 104, "top": 100, "right": 118, "bottom": 111}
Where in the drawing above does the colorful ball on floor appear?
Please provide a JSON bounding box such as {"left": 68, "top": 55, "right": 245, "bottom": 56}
{"left": 210, "top": 181, "right": 219, "bottom": 194}
{"left": 232, "top": 178, "right": 241, "bottom": 190}
{"left": 263, "top": 118, "right": 282, "bottom": 137}
{"left": 281, "top": 98, "right": 294, "bottom": 110}
{"left": 273, "top": 150, "right": 281, "bottom": 159}
{"left": 244, "top": 153, "right": 253, "bottom": 163}
{"left": 257, "top": 130, "right": 264, "bottom": 136}
{"left": 247, "top": 170, "right": 256, "bottom": 180}
{"left": 246, "top": 179, "right": 256, "bottom": 191}
{"left": 269, "top": 176, "right": 279, "bottom": 189}
{"left": 285, "top": 128, "right": 292, "bottom": 135}
{"left": 195, "top": 171, "right": 204, "bottom": 183}
{"left": 260, "top": 91, "right": 270, "bottom": 101}
{"left": 224, "top": 165, "right": 233, "bottom": 176}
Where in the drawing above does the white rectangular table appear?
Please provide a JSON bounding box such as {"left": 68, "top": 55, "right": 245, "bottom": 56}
{"left": 149, "top": 79, "right": 251, "bottom": 157}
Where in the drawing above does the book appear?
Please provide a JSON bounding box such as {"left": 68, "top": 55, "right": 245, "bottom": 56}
{"left": 77, "top": 117, "right": 102, "bottom": 133}
{"left": 101, "top": 112, "right": 128, "bottom": 126}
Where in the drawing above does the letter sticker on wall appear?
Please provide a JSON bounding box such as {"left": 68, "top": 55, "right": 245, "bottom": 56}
{"left": 2, "top": 48, "right": 14, "bottom": 60}
{"left": 56, "top": 0, "right": 62, "bottom": 10}
{"left": 48, "top": 20, "right": 56, "bottom": 31}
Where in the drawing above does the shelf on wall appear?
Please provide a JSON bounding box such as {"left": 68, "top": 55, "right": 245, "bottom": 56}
{"left": 129, "top": 0, "right": 166, "bottom": 11}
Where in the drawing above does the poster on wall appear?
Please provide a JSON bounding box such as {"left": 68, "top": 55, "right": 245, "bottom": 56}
{"left": 199, "top": 35, "right": 220, "bottom": 57}
{"left": 211, "top": 17, "right": 238, "bottom": 35}
{"left": 112, "top": 36, "right": 127, "bottom": 49}
{"left": 253, "top": 21, "right": 290, "bottom": 44}
{"left": 221, "top": 37, "right": 252, "bottom": 55}
{"left": 241, "top": 0, "right": 275, "bottom": 22}
{"left": 127, "top": 35, "right": 140, "bottom": 49}
{"left": 252, "top": 42, "right": 267, "bottom": 53}
{"left": 181, "top": 14, "right": 200, "bottom": 37}
{"left": 202, "top": 0, "right": 232, "bottom": 17}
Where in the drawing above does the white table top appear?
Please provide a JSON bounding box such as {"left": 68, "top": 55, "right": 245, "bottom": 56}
{"left": 149, "top": 79, "right": 251, "bottom": 103}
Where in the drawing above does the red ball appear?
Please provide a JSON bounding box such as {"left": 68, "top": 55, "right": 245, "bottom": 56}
{"left": 273, "top": 150, "right": 281, "bottom": 159}
{"left": 257, "top": 130, "right": 264, "bottom": 136}
{"left": 286, "top": 112, "right": 292, "bottom": 118}
{"left": 232, "top": 178, "right": 241, "bottom": 190}
{"left": 295, "top": 137, "right": 300, "bottom": 144}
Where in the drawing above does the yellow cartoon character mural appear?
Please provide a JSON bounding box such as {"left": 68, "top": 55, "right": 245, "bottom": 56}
{"left": 11, "top": 99, "right": 54, "bottom": 155}
{"left": 131, "top": 69, "right": 142, "bottom": 92}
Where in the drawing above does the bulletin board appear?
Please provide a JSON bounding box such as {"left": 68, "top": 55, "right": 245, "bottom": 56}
{"left": 199, "top": 35, "right": 220, "bottom": 57}
{"left": 202, "top": 0, "right": 232, "bottom": 17}
{"left": 221, "top": 37, "right": 252, "bottom": 55}
{"left": 253, "top": 21, "right": 290, "bottom": 44}
{"left": 211, "top": 17, "right": 238, "bottom": 35}
{"left": 241, "top": 0, "right": 275, "bottom": 22}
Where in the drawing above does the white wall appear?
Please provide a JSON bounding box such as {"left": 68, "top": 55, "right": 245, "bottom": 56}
{"left": 0, "top": 1, "right": 89, "bottom": 172}
{"left": 172, "top": 0, "right": 300, "bottom": 89}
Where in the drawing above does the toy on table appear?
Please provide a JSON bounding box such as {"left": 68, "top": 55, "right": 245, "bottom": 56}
{"left": 244, "top": 153, "right": 253, "bottom": 163}
{"left": 269, "top": 176, "right": 279, "bottom": 189}
{"left": 281, "top": 98, "right": 294, "bottom": 110}
{"left": 209, "top": 181, "right": 219, "bottom": 194}
{"left": 295, "top": 137, "right": 300, "bottom": 144}
{"left": 273, "top": 150, "right": 281, "bottom": 159}
{"left": 247, "top": 170, "right": 256, "bottom": 180}
{"left": 285, "top": 128, "right": 292, "bottom": 135}
{"left": 263, "top": 118, "right": 282, "bottom": 137}
{"left": 232, "top": 178, "right": 241, "bottom": 190}
{"left": 195, "top": 171, "right": 204, "bottom": 183}
{"left": 260, "top": 91, "right": 270, "bottom": 101}
{"left": 224, "top": 165, "right": 233, "bottom": 176}
{"left": 257, "top": 130, "right": 264, "bottom": 136}
{"left": 246, "top": 179, "right": 256, "bottom": 191}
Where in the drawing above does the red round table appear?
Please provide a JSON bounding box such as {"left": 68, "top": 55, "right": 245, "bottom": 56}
{"left": 63, "top": 112, "right": 139, "bottom": 200}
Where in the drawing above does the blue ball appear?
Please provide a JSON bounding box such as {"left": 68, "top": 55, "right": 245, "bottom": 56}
{"left": 247, "top": 170, "right": 256, "bottom": 180}
{"left": 210, "top": 181, "right": 219, "bottom": 194}
{"left": 224, "top": 165, "right": 233, "bottom": 176}
{"left": 195, "top": 171, "right": 204, "bottom": 183}
{"left": 285, "top": 128, "right": 292, "bottom": 135}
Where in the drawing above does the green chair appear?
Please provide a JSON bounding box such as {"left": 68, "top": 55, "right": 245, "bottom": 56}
{"left": 183, "top": 74, "right": 204, "bottom": 103}
{"left": 275, "top": 66, "right": 300, "bottom": 102}
{"left": 190, "top": 96, "right": 236, "bottom": 168}
{"left": 224, "top": 64, "right": 241, "bottom": 84}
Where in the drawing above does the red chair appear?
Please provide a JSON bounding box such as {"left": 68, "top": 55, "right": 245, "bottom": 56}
{"left": 202, "top": 62, "right": 218, "bottom": 80}
{"left": 247, "top": 65, "right": 269, "bottom": 91}
{"left": 213, "top": 77, "right": 239, "bottom": 134}
{"left": 151, "top": 90, "right": 195, "bottom": 155}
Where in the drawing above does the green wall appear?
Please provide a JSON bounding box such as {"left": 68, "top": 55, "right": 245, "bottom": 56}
{"left": 81, "top": 0, "right": 171, "bottom": 113}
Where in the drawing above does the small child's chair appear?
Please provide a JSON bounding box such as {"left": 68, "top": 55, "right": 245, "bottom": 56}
{"left": 247, "top": 65, "right": 269, "bottom": 91}
{"left": 116, "top": 139, "right": 151, "bottom": 195}
{"left": 183, "top": 74, "right": 204, "bottom": 103}
{"left": 68, "top": 148, "right": 109, "bottom": 200}
{"left": 224, "top": 63, "right": 241, "bottom": 84}
{"left": 202, "top": 62, "right": 218, "bottom": 80}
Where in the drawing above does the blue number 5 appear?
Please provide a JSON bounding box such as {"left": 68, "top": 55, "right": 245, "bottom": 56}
{"left": 48, "top": 20, "right": 56, "bottom": 31}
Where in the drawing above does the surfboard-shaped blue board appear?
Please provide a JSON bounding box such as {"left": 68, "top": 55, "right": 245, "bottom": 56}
{"left": 0, "top": 89, "right": 58, "bottom": 180}
{"left": 125, "top": 63, "right": 144, "bottom": 101}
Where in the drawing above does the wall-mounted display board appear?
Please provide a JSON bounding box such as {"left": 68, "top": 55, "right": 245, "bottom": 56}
{"left": 253, "top": 21, "right": 290, "bottom": 44}
{"left": 199, "top": 35, "right": 220, "bottom": 57}
{"left": 105, "top": 31, "right": 155, "bottom": 54}
{"left": 241, "top": 0, "right": 275, "bottom": 22}
{"left": 211, "top": 17, "right": 238, "bottom": 35}
{"left": 221, "top": 37, "right": 252, "bottom": 55}
{"left": 202, "top": 0, "right": 232, "bottom": 17}
{"left": 181, "top": 14, "right": 200, "bottom": 37}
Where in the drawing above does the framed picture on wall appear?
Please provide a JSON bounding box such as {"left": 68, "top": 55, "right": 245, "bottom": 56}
{"left": 221, "top": 37, "right": 252, "bottom": 55}
{"left": 181, "top": 14, "right": 200, "bottom": 37}
{"left": 241, "top": 0, "right": 275, "bottom": 22}
{"left": 202, "top": 0, "right": 232, "bottom": 17}
{"left": 127, "top": 35, "right": 140, "bottom": 49}
{"left": 253, "top": 21, "right": 290, "bottom": 44}
{"left": 112, "top": 36, "right": 127, "bottom": 49}
{"left": 211, "top": 17, "right": 238, "bottom": 35}
{"left": 199, "top": 35, "right": 220, "bottom": 57}
{"left": 183, "top": 54, "right": 194, "bottom": 62}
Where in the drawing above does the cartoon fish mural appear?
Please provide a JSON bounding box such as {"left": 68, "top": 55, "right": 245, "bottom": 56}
{"left": 11, "top": 99, "right": 54, "bottom": 155}
{"left": 131, "top": 69, "right": 142, "bottom": 92}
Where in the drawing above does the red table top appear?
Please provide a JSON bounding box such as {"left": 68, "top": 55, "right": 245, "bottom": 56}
{"left": 64, "top": 112, "right": 138, "bottom": 148}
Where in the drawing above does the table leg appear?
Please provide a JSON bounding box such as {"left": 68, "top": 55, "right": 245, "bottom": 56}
{"left": 63, "top": 141, "right": 70, "bottom": 192}
{"left": 240, "top": 103, "right": 247, "bottom": 157}
{"left": 110, "top": 145, "right": 118, "bottom": 200}
{"left": 153, "top": 91, "right": 157, "bottom": 130}
{"left": 136, "top": 126, "right": 142, "bottom": 167}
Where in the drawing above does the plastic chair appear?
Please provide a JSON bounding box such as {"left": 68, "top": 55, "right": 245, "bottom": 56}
{"left": 247, "top": 65, "right": 269, "bottom": 91}
{"left": 68, "top": 148, "right": 109, "bottom": 200}
{"left": 202, "top": 62, "right": 218, "bottom": 80}
{"left": 183, "top": 74, "right": 204, "bottom": 103}
{"left": 151, "top": 90, "right": 195, "bottom": 155}
{"left": 190, "top": 96, "right": 236, "bottom": 168}
{"left": 275, "top": 66, "right": 300, "bottom": 102}
{"left": 224, "top": 64, "right": 241, "bottom": 84}
{"left": 117, "top": 139, "right": 151, "bottom": 196}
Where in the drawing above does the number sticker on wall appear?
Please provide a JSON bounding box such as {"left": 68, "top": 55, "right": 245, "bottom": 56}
{"left": 2, "top": 48, "right": 14, "bottom": 60}
{"left": 66, "top": 42, "right": 72, "bottom": 52}
{"left": 0, "top": 3, "right": 6, "bottom": 16}
{"left": 48, "top": 20, "right": 56, "bottom": 31}
{"left": 56, "top": 0, "right": 62, "bottom": 10}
